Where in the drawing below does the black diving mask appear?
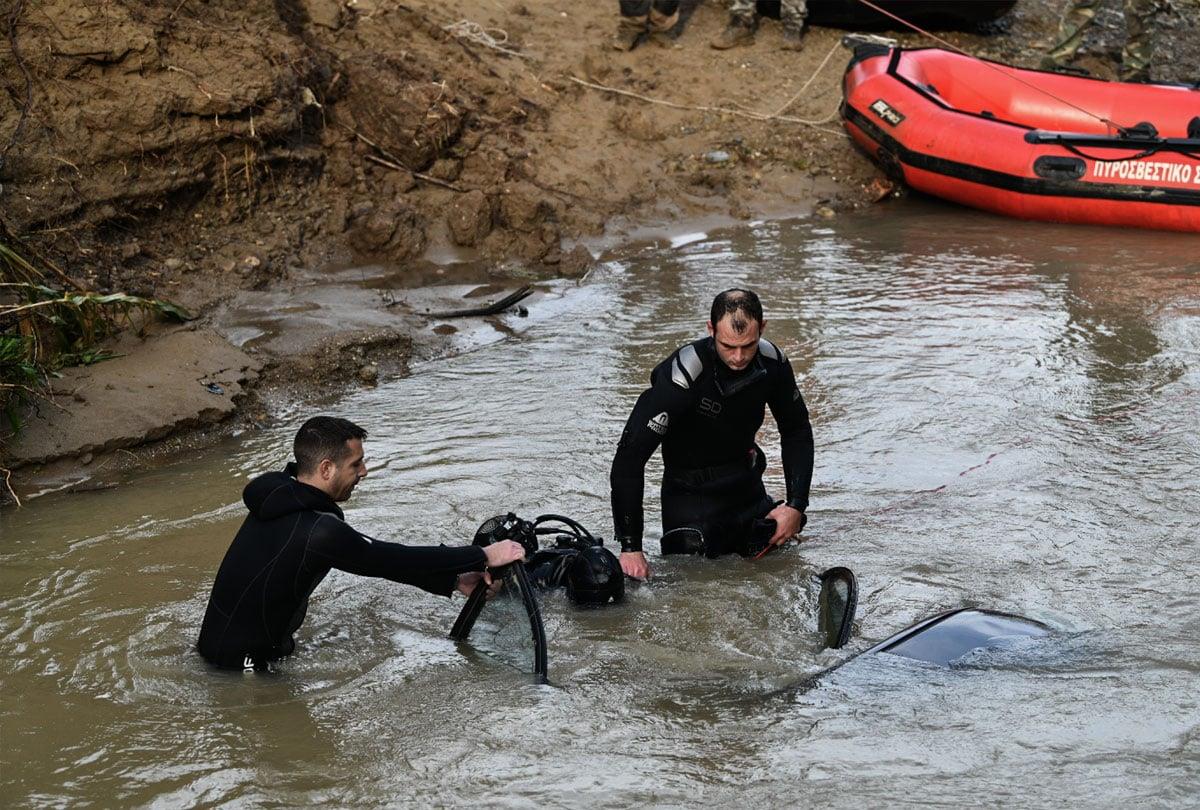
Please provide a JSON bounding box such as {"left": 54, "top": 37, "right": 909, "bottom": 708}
{"left": 714, "top": 352, "right": 767, "bottom": 397}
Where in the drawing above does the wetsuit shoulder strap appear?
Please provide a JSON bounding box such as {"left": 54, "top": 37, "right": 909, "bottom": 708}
{"left": 758, "top": 338, "right": 786, "bottom": 364}
{"left": 670, "top": 339, "right": 707, "bottom": 389}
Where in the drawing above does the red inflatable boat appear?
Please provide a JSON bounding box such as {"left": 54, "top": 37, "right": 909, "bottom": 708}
{"left": 841, "top": 45, "right": 1200, "bottom": 232}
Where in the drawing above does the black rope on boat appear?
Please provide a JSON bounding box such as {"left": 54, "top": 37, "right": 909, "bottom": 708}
{"left": 1060, "top": 143, "right": 1160, "bottom": 163}
{"left": 1060, "top": 142, "right": 1200, "bottom": 166}
{"left": 1059, "top": 142, "right": 1200, "bottom": 164}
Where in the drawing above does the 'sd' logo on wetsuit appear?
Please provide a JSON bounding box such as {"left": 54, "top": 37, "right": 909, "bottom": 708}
{"left": 648, "top": 412, "right": 670, "bottom": 435}
{"left": 870, "top": 99, "right": 904, "bottom": 127}
{"left": 699, "top": 397, "right": 722, "bottom": 418}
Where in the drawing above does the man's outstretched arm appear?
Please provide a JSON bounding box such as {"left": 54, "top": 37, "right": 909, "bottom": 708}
{"left": 310, "top": 519, "right": 525, "bottom": 596}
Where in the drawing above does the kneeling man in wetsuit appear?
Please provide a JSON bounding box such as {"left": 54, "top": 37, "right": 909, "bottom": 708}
{"left": 197, "top": 416, "right": 526, "bottom": 670}
{"left": 611, "top": 289, "right": 814, "bottom": 579}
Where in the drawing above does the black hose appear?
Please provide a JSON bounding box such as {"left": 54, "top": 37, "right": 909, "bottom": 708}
{"left": 449, "top": 578, "right": 489, "bottom": 640}
{"left": 449, "top": 556, "right": 549, "bottom": 682}
{"left": 510, "top": 561, "right": 549, "bottom": 683}
{"left": 534, "top": 514, "right": 595, "bottom": 541}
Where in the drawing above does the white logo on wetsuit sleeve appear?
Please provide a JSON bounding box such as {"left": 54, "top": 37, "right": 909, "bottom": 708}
{"left": 648, "top": 412, "right": 670, "bottom": 435}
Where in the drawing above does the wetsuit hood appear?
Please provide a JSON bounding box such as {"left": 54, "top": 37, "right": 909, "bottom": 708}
{"left": 242, "top": 463, "right": 345, "bottom": 521}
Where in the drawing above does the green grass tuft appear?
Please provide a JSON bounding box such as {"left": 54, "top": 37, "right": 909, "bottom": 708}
{"left": 1, "top": 234, "right": 192, "bottom": 445}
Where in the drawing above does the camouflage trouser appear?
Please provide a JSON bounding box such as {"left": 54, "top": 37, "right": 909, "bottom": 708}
{"left": 729, "top": 0, "right": 808, "bottom": 32}
{"left": 1045, "top": 0, "right": 1160, "bottom": 78}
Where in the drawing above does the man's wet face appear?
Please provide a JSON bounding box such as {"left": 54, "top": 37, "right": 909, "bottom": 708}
{"left": 710, "top": 316, "right": 762, "bottom": 371}
{"left": 330, "top": 439, "right": 368, "bottom": 501}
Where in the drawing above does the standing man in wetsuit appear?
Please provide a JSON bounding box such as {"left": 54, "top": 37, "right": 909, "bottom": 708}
{"left": 611, "top": 289, "right": 814, "bottom": 579}
{"left": 197, "top": 416, "right": 526, "bottom": 671}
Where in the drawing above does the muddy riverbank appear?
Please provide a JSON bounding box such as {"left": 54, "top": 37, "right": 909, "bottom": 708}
{"left": 2, "top": 0, "right": 1197, "bottom": 501}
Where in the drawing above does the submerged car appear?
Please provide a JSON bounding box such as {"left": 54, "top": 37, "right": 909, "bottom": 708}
{"left": 819, "top": 567, "right": 1051, "bottom": 666}
{"left": 451, "top": 519, "right": 1052, "bottom": 683}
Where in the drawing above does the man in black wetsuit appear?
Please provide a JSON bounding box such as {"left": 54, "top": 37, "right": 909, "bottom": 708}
{"left": 611, "top": 289, "right": 814, "bottom": 579}
{"left": 197, "top": 416, "right": 526, "bottom": 671}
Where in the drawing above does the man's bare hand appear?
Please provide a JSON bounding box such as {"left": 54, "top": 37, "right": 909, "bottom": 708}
{"left": 483, "top": 539, "right": 526, "bottom": 569}
{"left": 766, "top": 504, "right": 806, "bottom": 546}
{"left": 620, "top": 550, "right": 650, "bottom": 580}
{"left": 455, "top": 570, "right": 502, "bottom": 599}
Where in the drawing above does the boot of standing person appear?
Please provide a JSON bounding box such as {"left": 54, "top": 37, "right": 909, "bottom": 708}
{"left": 711, "top": 15, "right": 756, "bottom": 49}
{"left": 646, "top": 2, "right": 681, "bottom": 48}
{"left": 613, "top": 1, "right": 649, "bottom": 51}
{"left": 711, "top": 0, "right": 758, "bottom": 49}
{"left": 780, "top": 0, "right": 808, "bottom": 51}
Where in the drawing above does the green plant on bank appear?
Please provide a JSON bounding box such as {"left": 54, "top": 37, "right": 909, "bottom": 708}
{"left": 0, "top": 236, "right": 192, "bottom": 444}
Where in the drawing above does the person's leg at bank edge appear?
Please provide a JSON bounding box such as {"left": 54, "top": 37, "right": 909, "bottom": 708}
{"left": 1120, "top": 0, "right": 1159, "bottom": 81}
{"left": 1040, "top": 0, "right": 1101, "bottom": 70}
{"left": 712, "top": 0, "right": 759, "bottom": 49}
{"left": 780, "top": 0, "right": 808, "bottom": 51}
{"left": 614, "top": 0, "right": 680, "bottom": 51}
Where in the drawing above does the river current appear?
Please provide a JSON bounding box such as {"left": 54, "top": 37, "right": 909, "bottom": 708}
{"left": 3, "top": 201, "right": 1198, "bottom": 806}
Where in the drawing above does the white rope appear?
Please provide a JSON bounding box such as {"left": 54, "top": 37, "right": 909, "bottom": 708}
{"left": 567, "top": 76, "right": 842, "bottom": 133}
{"left": 441, "top": 19, "right": 533, "bottom": 60}
{"left": 770, "top": 38, "right": 844, "bottom": 118}
{"left": 567, "top": 36, "right": 845, "bottom": 132}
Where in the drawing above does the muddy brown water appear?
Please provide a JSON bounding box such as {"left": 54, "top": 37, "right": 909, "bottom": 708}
{"left": 3, "top": 200, "right": 1199, "bottom": 806}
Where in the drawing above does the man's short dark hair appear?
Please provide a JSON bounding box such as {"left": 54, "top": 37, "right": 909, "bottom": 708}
{"left": 710, "top": 289, "right": 764, "bottom": 334}
{"left": 294, "top": 416, "right": 367, "bottom": 475}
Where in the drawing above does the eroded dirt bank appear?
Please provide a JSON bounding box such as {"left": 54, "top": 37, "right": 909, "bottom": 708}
{"left": 1, "top": 0, "right": 878, "bottom": 307}
{"left": 2, "top": 0, "right": 1197, "bottom": 500}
